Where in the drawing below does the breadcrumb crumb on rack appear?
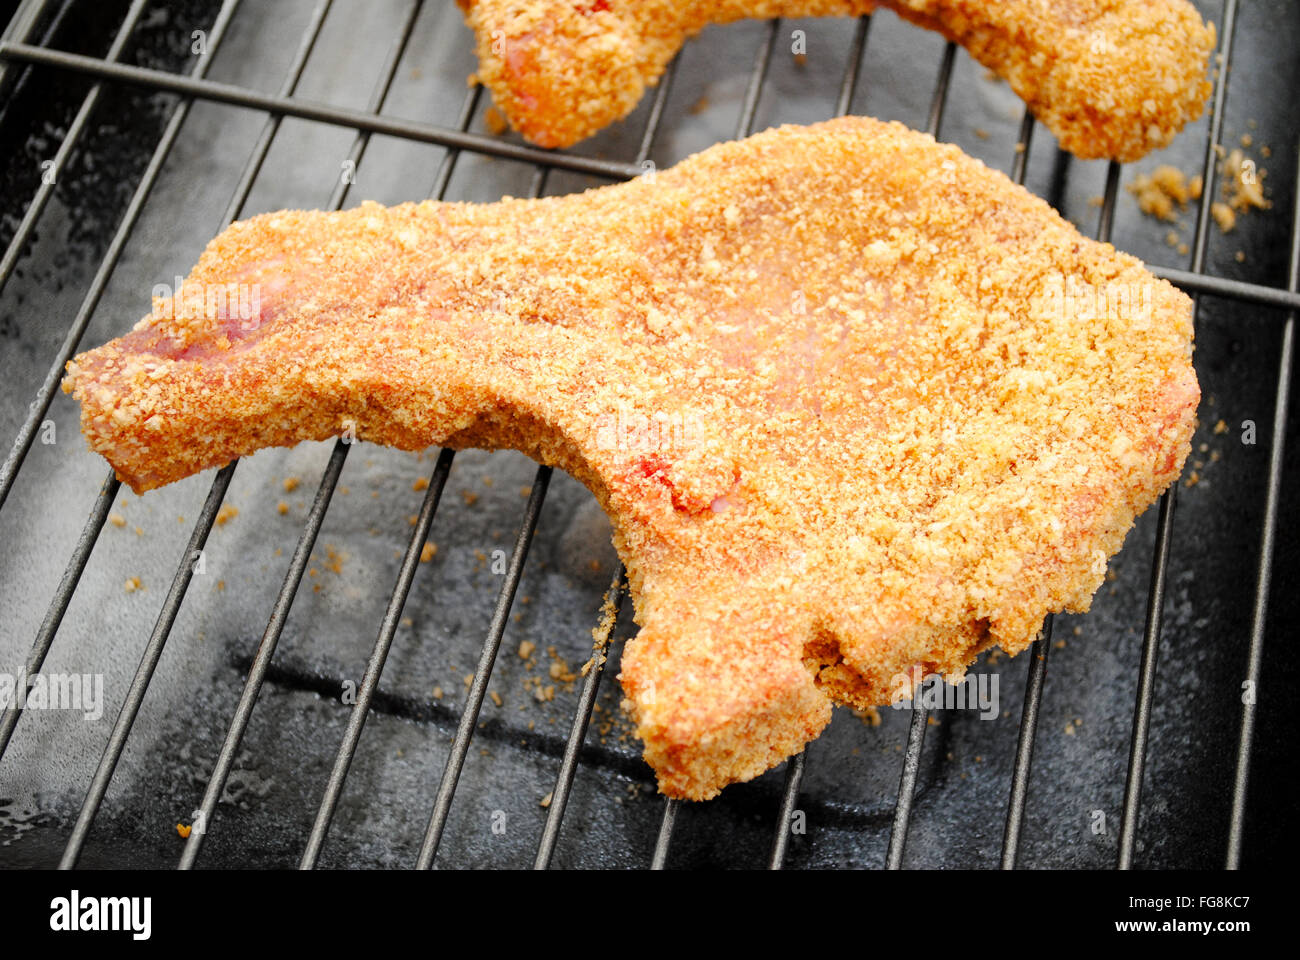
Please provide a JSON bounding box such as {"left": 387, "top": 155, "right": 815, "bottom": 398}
{"left": 1211, "top": 202, "right": 1236, "bottom": 233}
{"left": 483, "top": 106, "right": 508, "bottom": 136}
{"left": 1219, "top": 147, "right": 1270, "bottom": 214}
{"left": 1127, "top": 165, "right": 1202, "bottom": 222}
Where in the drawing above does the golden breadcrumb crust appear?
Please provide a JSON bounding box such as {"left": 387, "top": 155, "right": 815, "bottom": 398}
{"left": 64, "top": 117, "right": 1197, "bottom": 799}
{"left": 458, "top": 0, "right": 1214, "bottom": 161}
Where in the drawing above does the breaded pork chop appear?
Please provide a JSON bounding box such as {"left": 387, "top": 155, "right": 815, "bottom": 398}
{"left": 458, "top": 0, "right": 1216, "bottom": 161}
{"left": 64, "top": 117, "right": 1197, "bottom": 799}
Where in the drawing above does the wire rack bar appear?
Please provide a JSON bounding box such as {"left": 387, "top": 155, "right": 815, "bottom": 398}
{"left": 768, "top": 752, "right": 806, "bottom": 869}
{"left": 0, "top": 41, "right": 643, "bottom": 182}
{"left": 1143, "top": 265, "right": 1299, "bottom": 311}
{"left": 1117, "top": 0, "right": 1240, "bottom": 870}
{"left": 176, "top": 0, "right": 426, "bottom": 870}
{"left": 834, "top": 16, "right": 873, "bottom": 119}
{"left": 885, "top": 704, "right": 927, "bottom": 869}
{"left": 533, "top": 570, "right": 628, "bottom": 869}
{"left": 1227, "top": 143, "right": 1300, "bottom": 868}
{"left": 735, "top": 19, "right": 779, "bottom": 140}
{"left": 299, "top": 447, "right": 456, "bottom": 868}
{"left": 999, "top": 629, "right": 1048, "bottom": 868}
{"left": 415, "top": 466, "right": 553, "bottom": 868}
{"left": 650, "top": 799, "right": 679, "bottom": 869}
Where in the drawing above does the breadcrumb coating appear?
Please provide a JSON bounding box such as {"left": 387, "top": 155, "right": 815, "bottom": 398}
{"left": 457, "top": 0, "right": 1215, "bottom": 161}
{"left": 63, "top": 117, "right": 1197, "bottom": 799}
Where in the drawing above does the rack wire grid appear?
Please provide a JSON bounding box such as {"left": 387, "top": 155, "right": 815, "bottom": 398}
{"left": 0, "top": 0, "right": 1295, "bottom": 870}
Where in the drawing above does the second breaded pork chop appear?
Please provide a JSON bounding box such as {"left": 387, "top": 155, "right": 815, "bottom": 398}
{"left": 64, "top": 117, "right": 1198, "bottom": 799}
{"left": 458, "top": 0, "right": 1216, "bottom": 160}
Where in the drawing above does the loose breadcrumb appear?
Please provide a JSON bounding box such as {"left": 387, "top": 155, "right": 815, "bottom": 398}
{"left": 324, "top": 544, "right": 345, "bottom": 574}
{"left": 420, "top": 542, "right": 437, "bottom": 563}
{"left": 1128, "top": 165, "right": 1192, "bottom": 221}
{"left": 1211, "top": 201, "right": 1236, "bottom": 233}
{"left": 109, "top": 512, "right": 126, "bottom": 527}
{"left": 852, "top": 705, "right": 882, "bottom": 727}
{"left": 484, "top": 106, "right": 508, "bottom": 136}
{"left": 124, "top": 576, "right": 142, "bottom": 593}
{"left": 1219, "top": 147, "right": 1269, "bottom": 213}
